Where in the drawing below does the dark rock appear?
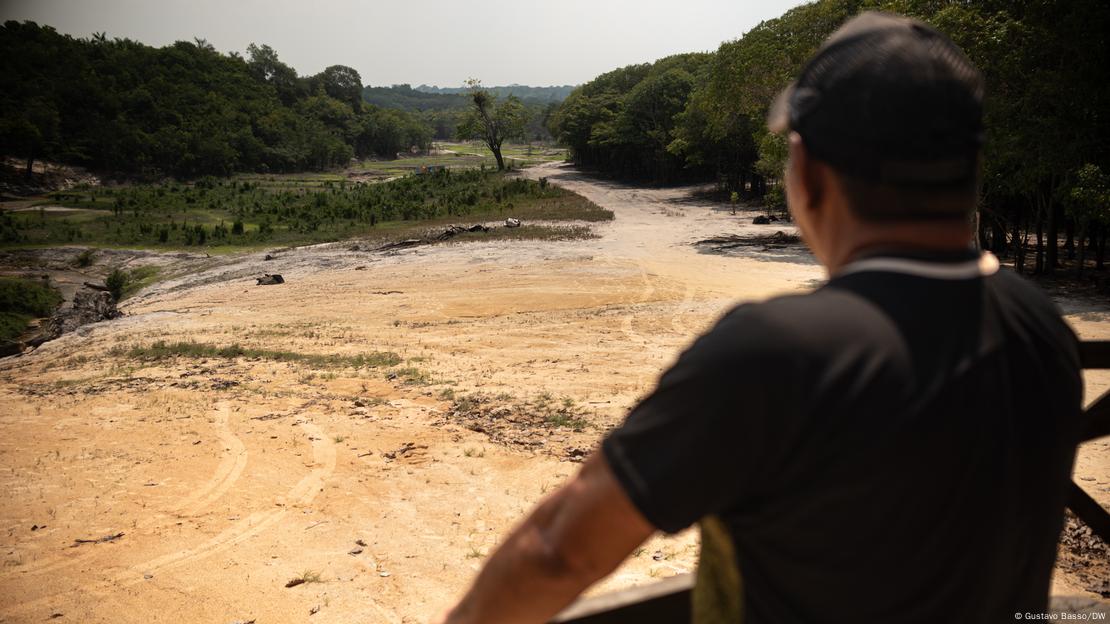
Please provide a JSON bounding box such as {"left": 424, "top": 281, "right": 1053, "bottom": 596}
{"left": 752, "top": 215, "right": 771, "bottom": 225}
{"left": 49, "top": 289, "right": 120, "bottom": 337}
{"left": 566, "top": 447, "right": 588, "bottom": 462}
{"left": 256, "top": 274, "right": 284, "bottom": 285}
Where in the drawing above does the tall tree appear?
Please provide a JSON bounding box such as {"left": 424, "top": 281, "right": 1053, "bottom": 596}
{"left": 320, "top": 65, "right": 364, "bottom": 111}
{"left": 456, "top": 79, "right": 526, "bottom": 170}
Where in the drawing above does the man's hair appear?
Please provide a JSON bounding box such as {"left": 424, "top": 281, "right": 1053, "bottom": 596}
{"left": 834, "top": 160, "right": 981, "bottom": 223}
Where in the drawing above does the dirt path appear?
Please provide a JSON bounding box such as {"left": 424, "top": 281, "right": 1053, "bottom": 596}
{"left": 0, "top": 162, "right": 1106, "bottom": 622}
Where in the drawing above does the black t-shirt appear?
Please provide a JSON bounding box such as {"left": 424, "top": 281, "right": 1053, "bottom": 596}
{"left": 602, "top": 251, "right": 1083, "bottom": 624}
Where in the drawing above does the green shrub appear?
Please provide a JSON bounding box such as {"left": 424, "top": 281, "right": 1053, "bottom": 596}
{"left": 0, "top": 277, "right": 63, "bottom": 342}
{"left": 105, "top": 269, "right": 127, "bottom": 301}
{"left": 764, "top": 186, "right": 785, "bottom": 211}
{"left": 75, "top": 248, "right": 96, "bottom": 267}
{"left": 0, "top": 312, "right": 30, "bottom": 342}
{"left": 0, "top": 277, "right": 62, "bottom": 317}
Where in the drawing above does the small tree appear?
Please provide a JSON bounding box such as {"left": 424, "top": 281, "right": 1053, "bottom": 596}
{"left": 0, "top": 99, "right": 59, "bottom": 177}
{"left": 456, "top": 79, "right": 526, "bottom": 171}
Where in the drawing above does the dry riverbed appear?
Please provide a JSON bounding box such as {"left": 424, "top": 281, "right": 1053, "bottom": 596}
{"left": 0, "top": 162, "right": 1107, "bottom": 622}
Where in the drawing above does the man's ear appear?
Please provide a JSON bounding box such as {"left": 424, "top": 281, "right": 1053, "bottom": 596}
{"left": 788, "top": 132, "right": 823, "bottom": 213}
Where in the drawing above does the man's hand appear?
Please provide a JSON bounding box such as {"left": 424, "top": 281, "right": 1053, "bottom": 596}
{"left": 436, "top": 452, "right": 656, "bottom": 624}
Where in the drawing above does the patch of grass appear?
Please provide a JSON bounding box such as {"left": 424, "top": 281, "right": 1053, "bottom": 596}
{"left": 122, "top": 265, "right": 160, "bottom": 298}
{"left": 111, "top": 340, "right": 401, "bottom": 369}
{"left": 544, "top": 412, "right": 589, "bottom": 429}
{"left": 448, "top": 391, "right": 595, "bottom": 454}
{"left": 462, "top": 447, "right": 485, "bottom": 458}
{"left": 106, "top": 265, "right": 161, "bottom": 301}
{"left": 0, "top": 277, "right": 63, "bottom": 341}
{"left": 296, "top": 569, "right": 323, "bottom": 584}
{"left": 391, "top": 366, "right": 432, "bottom": 385}
{"left": 453, "top": 393, "right": 482, "bottom": 414}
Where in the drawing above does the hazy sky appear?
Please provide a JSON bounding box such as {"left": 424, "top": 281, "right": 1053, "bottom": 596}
{"left": 1, "top": 0, "right": 808, "bottom": 87}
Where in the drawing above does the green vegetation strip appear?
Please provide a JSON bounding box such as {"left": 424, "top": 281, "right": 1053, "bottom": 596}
{"left": 5, "top": 170, "right": 610, "bottom": 249}
{"left": 111, "top": 340, "right": 401, "bottom": 369}
{"left": 0, "top": 277, "right": 63, "bottom": 342}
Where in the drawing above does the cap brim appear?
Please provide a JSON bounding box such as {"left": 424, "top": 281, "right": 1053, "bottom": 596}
{"left": 767, "top": 81, "right": 795, "bottom": 134}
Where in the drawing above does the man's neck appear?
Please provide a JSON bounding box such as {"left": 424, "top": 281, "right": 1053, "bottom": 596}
{"left": 826, "top": 219, "right": 975, "bottom": 274}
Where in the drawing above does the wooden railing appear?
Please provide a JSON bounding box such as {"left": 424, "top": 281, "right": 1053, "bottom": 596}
{"left": 551, "top": 340, "right": 1110, "bottom": 624}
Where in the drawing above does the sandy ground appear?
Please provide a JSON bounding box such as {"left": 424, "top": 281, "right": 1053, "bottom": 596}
{"left": 0, "top": 162, "right": 1107, "bottom": 622}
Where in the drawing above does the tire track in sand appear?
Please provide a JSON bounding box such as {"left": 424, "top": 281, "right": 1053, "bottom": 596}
{"left": 619, "top": 264, "right": 656, "bottom": 346}
{"left": 669, "top": 282, "right": 697, "bottom": 337}
{"left": 0, "top": 416, "right": 335, "bottom": 619}
{"left": 113, "top": 420, "right": 336, "bottom": 584}
{"left": 5, "top": 402, "right": 248, "bottom": 579}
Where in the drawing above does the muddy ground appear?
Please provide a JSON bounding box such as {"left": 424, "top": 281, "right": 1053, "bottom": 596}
{"left": 0, "top": 162, "right": 1107, "bottom": 622}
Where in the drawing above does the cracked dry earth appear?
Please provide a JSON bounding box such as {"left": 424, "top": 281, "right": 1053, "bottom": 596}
{"left": 1, "top": 162, "right": 1108, "bottom": 622}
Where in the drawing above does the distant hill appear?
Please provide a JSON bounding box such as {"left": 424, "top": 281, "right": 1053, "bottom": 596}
{"left": 415, "top": 84, "right": 575, "bottom": 103}
{"left": 362, "top": 84, "right": 575, "bottom": 113}
{"left": 361, "top": 84, "right": 467, "bottom": 112}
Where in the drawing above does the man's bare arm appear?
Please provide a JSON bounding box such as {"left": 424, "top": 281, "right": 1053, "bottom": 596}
{"left": 435, "top": 452, "right": 656, "bottom": 624}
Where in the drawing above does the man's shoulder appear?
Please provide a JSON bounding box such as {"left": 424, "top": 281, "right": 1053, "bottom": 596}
{"left": 720, "top": 287, "right": 896, "bottom": 336}
{"left": 985, "top": 267, "right": 1066, "bottom": 319}
{"left": 693, "top": 288, "right": 899, "bottom": 365}
{"left": 982, "top": 269, "right": 1079, "bottom": 360}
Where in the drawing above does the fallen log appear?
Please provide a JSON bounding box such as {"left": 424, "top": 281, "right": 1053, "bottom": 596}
{"left": 375, "top": 239, "right": 424, "bottom": 251}
{"left": 72, "top": 532, "right": 124, "bottom": 546}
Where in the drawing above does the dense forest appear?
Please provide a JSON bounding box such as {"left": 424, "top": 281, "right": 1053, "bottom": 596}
{"left": 551, "top": 0, "right": 1110, "bottom": 276}
{"left": 0, "top": 21, "right": 433, "bottom": 178}
{"left": 0, "top": 21, "right": 569, "bottom": 178}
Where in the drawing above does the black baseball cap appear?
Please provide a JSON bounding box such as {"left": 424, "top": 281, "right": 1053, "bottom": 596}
{"left": 768, "top": 11, "right": 984, "bottom": 188}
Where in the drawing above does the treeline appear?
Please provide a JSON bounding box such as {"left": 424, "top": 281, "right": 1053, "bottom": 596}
{"left": 550, "top": 0, "right": 1110, "bottom": 276}
{"left": 362, "top": 84, "right": 561, "bottom": 142}
{"left": 0, "top": 21, "right": 432, "bottom": 178}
